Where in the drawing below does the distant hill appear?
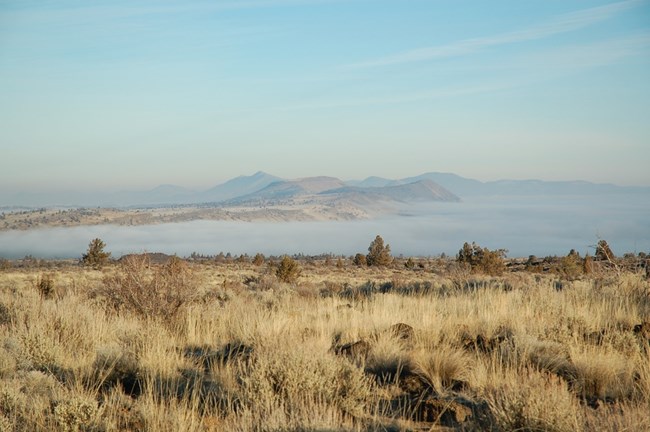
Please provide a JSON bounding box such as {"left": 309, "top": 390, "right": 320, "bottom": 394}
{"left": 349, "top": 172, "right": 650, "bottom": 197}
{"left": 199, "top": 171, "right": 284, "bottom": 203}
{"left": 323, "top": 180, "right": 460, "bottom": 203}
{"left": 398, "top": 173, "right": 484, "bottom": 196}
{"left": 226, "top": 177, "right": 348, "bottom": 204}
{"left": 346, "top": 176, "right": 398, "bottom": 188}
{"left": 3, "top": 171, "right": 649, "bottom": 208}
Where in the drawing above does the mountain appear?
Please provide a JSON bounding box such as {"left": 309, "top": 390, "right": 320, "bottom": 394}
{"left": 227, "top": 176, "right": 347, "bottom": 204}
{"left": 346, "top": 176, "right": 399, "bottom": 188}
{"left": 4, "top": 171, "right": 649, "bottom": 209}
{"left": 475, "top": 179, "right": 637, "bottom": 196}
{"left": 223, "top": 175, "right": 458, "bottom": 211}
{"left": 323, "top": 180, "right": 460, "bottom": 203}
{"left": 399, "top": 172, "right": 484, "bottom": 196}
{"left": 348, "top": 172, "right": 650, "bottom": 197}
{"left": 199, "top": 171, "right": 283, "bottom": 203}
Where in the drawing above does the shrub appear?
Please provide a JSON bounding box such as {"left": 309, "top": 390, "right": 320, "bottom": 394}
{"left": 0, "top": 303, "right": 13, "bottom": 327}
{"left": 36, "top": 273, "right": 55, "bottom": 299}
{"left": 252, "top": 253, "right": 265, "bottom": 266}
{"left": 595, "top": 240, "right": 615, "bottom": 262}
{"left": 275, "top": 256, "right": 301, "bottom": 284}
{"left": 0, "top": 258, "right": 11, "bottom": 271}
{"left": 97, "top": 254, "right": 198, "bottom": 320}
{"left": 583, "top": 254, "right": 594, "bottom": 275}
{"left": 366, "top": 235, "right": 392, "bottom": 267}
{"left": 353, "top": 253, "right": 367, "bottom": 267}
{"left": 241, "top": 348, "right": 372, "bottom": 422}
{"left": 82, "top": 238, "right": 111, "bottom": 268}
{"left": 457, "top": 242, "right": 507, "bottom": 276}
{"left": 0, "top": 347, "right": 17, "bottom": 378}
{"left": 52, "top": 396, "right": 98, "bottom": 432}
{"left": 558, "top": 250, "right": 583, "bottom": 280}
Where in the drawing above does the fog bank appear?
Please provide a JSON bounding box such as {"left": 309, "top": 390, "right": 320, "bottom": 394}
{"left": 0, "top": 195, "right": 648, "bottom": 259}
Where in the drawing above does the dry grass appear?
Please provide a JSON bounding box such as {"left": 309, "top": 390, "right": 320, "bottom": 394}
{"left": 0, "top": 259, "right": 648, "bottom": 431}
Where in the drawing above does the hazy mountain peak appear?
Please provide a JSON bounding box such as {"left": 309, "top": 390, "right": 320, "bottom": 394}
{"left": 4, "top": 171, "right": 648, "bottom": 208}
{"left": 291, "top": 176, "right": 346, "bottom": 193}
{"left": 201, "top": 171, "right": 283, "bottom": 203}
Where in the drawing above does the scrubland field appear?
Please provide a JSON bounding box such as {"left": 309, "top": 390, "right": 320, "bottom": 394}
{"left": 0, "top": 254, "right": 649, "bottom": 431}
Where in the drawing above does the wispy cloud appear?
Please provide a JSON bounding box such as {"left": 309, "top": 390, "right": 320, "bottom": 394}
{"left": 282, "top": 32, "right": 650, "bottom": 111}
{"left": 519, "top": 31, "right": 650, "bottom": 71}
{"left": 344, "top": 0, "right": 646, "bottom": 69}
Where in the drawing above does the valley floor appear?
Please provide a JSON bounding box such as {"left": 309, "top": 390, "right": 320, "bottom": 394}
{"left": 0, "top": 200, "right": 371, "bottom": 231}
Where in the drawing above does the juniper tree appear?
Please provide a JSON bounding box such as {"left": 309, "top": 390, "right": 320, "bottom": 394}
{"left": 353, "top": 253, "right": 367, "bottom": 266}
{"left": 82, "top": 238, "right": 111, "bottom": 268}
{"left": 366, "top": 235, "right": 392, "bottom": 267}
{"left": 457, "top": 241, "right": 506, "bottom": 276}
{"left": 276, "top": 255, "right": 301, "bottom": 283}
{"left": 595, "top": 240, "right": 615, "bottom": 262}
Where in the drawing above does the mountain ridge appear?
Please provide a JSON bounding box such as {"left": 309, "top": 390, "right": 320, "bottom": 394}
{"left": 2, "top": 171, "right": 648, "bottom": 208}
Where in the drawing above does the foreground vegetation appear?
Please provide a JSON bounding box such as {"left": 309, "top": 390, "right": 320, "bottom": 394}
{"left": 0, "top": 251, "right": 649, "bottom": 431}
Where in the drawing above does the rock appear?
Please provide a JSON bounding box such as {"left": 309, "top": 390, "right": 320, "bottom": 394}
{"left": 334, "top": 340, "right": 371, "bottom": 362}
{"left": 415, "top": 396, "right": 473, "bottom": 426}
{"left": 399, "top": 371, "right": 430, "bottom": 395}
{"left": 219, "top": 342, "right": 254, "bottom": 362}
{"left": 387, "top": 323, "right": 415, "bottom": 341}
{"left": 633, "top": 322, "right": 650, "bottom": 347}
{"left": 461, "top": 326, "right": 512, "bottom": 353}
{"left": 183, "top": 342, "right": 253, "bottom": 372}
{"left": 633, "top": 322, "right": 650, "bottom": 339}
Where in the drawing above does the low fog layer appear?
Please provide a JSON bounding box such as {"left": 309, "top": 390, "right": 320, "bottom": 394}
{"left": 1, "top": 195, "right": 648, "bottom": 259}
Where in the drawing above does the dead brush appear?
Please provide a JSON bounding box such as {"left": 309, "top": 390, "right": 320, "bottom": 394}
{"left": 36, "top": 273, "right": 55, "bottom": 299}
{"left": 95, "top": 255, "right": 199, "bottom": 321}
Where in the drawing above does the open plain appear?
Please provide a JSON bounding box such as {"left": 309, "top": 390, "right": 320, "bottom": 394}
{"left": 0, "top": 253, "right": 648, "bottom": 431}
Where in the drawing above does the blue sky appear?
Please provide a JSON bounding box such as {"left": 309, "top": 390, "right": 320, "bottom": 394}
{"left": 1, "top": 0, "right": 649, "bottom": 192}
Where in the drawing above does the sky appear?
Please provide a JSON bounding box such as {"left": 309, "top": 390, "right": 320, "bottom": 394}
{"left": 1, "top": 0, "right": 649, "bottom": 193}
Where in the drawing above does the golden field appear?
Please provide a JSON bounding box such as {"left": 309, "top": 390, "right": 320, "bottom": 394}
{"left": 0, "top": 255, "right": 649, "bottom": 431}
